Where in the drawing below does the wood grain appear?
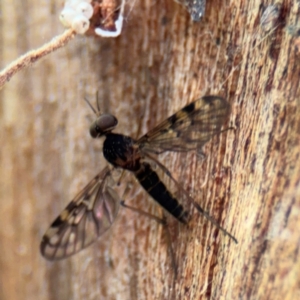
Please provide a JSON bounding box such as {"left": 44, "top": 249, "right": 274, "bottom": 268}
{"left": 0, "top": 0, "right": 299, "bottom": 299}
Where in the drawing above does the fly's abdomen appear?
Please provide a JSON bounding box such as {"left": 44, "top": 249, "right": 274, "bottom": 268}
{"left": 135, "top": 162, "right": 189, "bottom": 223}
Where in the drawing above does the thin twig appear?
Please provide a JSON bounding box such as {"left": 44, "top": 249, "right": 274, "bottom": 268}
{"left": 0, "top": 29, "right": 76, "bottom": 90}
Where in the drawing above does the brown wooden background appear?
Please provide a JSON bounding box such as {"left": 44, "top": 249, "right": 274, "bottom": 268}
{"left": 0, "top": 0, "right": 299, "bottom": 299}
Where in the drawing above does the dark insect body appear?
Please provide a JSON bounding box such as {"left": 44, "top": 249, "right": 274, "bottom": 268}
{"left": 41, "top": 96, "right": 237, "bottom": 260}
{"left": 103, "top": 133, "right": 189, "bottom": 223}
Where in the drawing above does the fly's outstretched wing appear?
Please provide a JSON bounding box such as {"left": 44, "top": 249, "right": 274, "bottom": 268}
{"left": 138, "top": 96, "right": 230, "bottom": 154}
{"left": 40, "top": 167, "right": 120, "bottom": 260}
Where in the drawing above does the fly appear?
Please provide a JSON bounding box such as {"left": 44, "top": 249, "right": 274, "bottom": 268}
{"left": 40, "top": 95, "right": 237, "bottom": 260}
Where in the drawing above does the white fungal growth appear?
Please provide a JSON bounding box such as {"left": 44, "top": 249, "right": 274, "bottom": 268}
{"left": 59, "top": 0, "right": 125, "bottom": 37}
{"left": 64, "top": 0, "right": 92, "bottom": 10}
{"left": 59, "top": 0, "right": 93, "bottom": 34}
{"left": 72, "top": 15, "right": 90, "bottom": 34}
{"left": 75, "top": 2, "right": 94, "bottom": 19}
{"left": 60, "top": 7, "right": 79, "bottom": 27}
{"left": 95, "top": 14, "right": 124, "bottom": 37}
{"left": 94, "top": 0, "right": 126, "bottom": 38}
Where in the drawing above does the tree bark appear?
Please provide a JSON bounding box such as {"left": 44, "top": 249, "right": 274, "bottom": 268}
{"left": 0, "top": 0, "right": 299, "bottom": 299}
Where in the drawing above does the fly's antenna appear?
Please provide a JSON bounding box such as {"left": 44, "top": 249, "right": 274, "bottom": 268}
{"left": 84, "top": 91, "right": 101, "bottom": 116}
{"left": 96, "top": 91, "right": 101, "bottom": 114}
{"left": 84, "top": 97, "right": 97, "bottom": 115}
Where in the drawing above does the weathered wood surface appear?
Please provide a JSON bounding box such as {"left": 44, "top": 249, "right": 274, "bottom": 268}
{"left": 0, "top": 0, "right": 299, "bottom": 299}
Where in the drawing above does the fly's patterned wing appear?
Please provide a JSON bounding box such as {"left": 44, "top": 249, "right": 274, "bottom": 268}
{"left": 138, "top": 96, "right": 230, "bottom": 154}
{"left": 40, "top": 167, "right": 120, "bottom": 260}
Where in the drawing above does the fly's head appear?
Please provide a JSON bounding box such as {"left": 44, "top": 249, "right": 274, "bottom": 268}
{"left": 90, "top": 114, "right": 118, "bottom": 138}
{"left": 84, "top": 94, "right": 118, "bottom": 138}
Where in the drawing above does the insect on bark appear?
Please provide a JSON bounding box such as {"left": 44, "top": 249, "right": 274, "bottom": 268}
{"left": 40, "top": 96, "right": 237, "bottom": 260}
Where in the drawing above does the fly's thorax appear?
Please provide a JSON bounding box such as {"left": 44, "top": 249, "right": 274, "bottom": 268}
{"left": 103, "top": 133, "right": 141, "bottom": 171}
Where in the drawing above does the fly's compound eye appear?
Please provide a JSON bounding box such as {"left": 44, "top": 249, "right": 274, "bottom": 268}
{"left": 90, "top": 114, "right": 118, "bottom": 138}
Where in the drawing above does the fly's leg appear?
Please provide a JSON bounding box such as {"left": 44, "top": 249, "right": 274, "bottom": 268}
{"left": 193, "top": 202, "right": 238, "bottom": 243}
{"left": 120, "top": 200, "right": 179, "bottom": 279}
{"left": 117, "top": 170, "right": 126, "bottom": 186}
{"left": 134, "top": 107, "right": 144, "bottom": 140}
